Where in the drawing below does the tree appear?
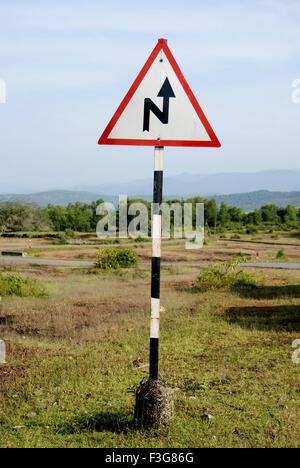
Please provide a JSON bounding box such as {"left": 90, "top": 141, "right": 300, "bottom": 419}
{"left": 218, "top": 202, "right": 230, "bottom": 226}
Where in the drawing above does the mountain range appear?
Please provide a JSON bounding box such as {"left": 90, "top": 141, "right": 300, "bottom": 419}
{"left": 0, "top": 170, "right": 299, "bottom": 210}
{"left": 71, "top": 169, "right": 300, "bottom": 196}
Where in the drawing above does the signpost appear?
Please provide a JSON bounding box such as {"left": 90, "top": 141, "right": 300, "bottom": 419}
{"left": 98, "top": 38, "right": 220, "bottom": 428}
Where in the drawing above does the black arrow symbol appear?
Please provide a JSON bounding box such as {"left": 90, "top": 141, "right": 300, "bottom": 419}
{"left": 143, "top": 78, "right": 176, "bottom": 132}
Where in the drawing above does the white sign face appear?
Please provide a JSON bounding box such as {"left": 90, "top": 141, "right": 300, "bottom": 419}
{"left": 99, "top": 39, "right": 220, "bottom": 147}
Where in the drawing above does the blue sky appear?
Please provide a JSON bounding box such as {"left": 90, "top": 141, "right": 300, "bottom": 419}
{"left": 0, "top": 0, "right": 300, "bottom": 193}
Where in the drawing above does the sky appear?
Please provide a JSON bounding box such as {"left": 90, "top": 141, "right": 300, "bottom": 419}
{"left": 0, "top": 0, "right": 300, "bottom": 193}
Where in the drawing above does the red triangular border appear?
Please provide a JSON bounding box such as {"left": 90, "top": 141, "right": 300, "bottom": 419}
{"left": 98, "top": 39, "right": 221, "bottom": 147}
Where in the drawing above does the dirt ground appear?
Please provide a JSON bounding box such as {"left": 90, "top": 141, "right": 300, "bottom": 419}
{"left": 10, "top": 234, "right": 299, "bottom": 264}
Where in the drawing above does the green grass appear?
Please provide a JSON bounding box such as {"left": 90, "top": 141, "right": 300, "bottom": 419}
{"left": 0, "top": 267, "right": 299, "bottom": 447}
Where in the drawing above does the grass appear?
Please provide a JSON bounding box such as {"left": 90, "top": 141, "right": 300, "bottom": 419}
{"left": 0, "top": 263, "right": 299, "bottom": 448}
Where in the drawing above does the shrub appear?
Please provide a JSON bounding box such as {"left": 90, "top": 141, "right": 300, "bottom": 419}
{"left": 231, "top": 234, "right": 241, "bottom": 240}
{"left": 95, "top": 247, "right": 138, "bottom": 270}
{"left": 246, "top": 226, "right": 258, "bottom": 235}
{"left": 133, "top": 236, "right": 147, "bottom": 243}
{"left": 65, "top": 228, "right": 77, "bottom": 239}
{"left": 276, "top": 249, "right": 286, "bottom": 259}
{"left": 52, "top": 233, "right": 69, "bottom": 245}
{"left": 0, "top": 272, "right": 47, "bottom": 297}
{"left": 196, "top": 257, "right": 254, "bottom": 292}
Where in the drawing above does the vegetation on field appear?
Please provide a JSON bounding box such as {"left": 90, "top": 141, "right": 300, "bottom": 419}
{"left": 195, "top": 257, "right": 255, "bottom": 292}
{"left": 95, "top": 247, "right": 138, "bottom": 270}
{"left": 1, "top": 198, "right": 300, "bottom": 234}
{"left": 276, "top": 249, "right": 286, "bottom": 259}
{"left": 0, "top": 272, "right": 47, "bottom": 297}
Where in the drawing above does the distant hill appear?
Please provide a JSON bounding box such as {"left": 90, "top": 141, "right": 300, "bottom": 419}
{"left": 1, "top": 189, "right": 300, "bottom": 210}
{"left": 72, "top": 169, "right": 300, "bottom": 196}
{"left": 211, "top": 190, "right": 300, "bottom": 211}
{"left": 0, "top": 190, "right": 116, "bottom": 207}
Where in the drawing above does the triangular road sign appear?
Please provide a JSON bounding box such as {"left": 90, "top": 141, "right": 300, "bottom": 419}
{"left": 98, "top": 39, "right": 221, "bottom": 147}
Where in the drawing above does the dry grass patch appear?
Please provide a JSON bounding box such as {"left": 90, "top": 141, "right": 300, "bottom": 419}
{"left": 0, "top": 263, "right": 299, "bottom": 448}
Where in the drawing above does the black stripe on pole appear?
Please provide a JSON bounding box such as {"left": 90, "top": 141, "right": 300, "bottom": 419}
{"left": 149, "top": 338, "right": 159, "bottom": 380}
{"left": 153, "top": 170, "right": 163, "bottom": 208}
{"left": 151, "top": 257, "right": 160, "bottom": 299}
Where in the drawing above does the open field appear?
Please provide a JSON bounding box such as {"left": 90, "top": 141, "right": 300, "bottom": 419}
{"left": 0, "top": 241, "right": 299, "bottom": 447}
{"left": 1, "top": 231, "right": 300, "bottom": 264}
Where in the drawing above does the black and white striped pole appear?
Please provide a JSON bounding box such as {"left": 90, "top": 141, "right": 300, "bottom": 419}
{"left": 150, "top": 145, "right": 164, "bottom": 380}
{"left": 134, "top": 146, "right": 174, "bottom": 429}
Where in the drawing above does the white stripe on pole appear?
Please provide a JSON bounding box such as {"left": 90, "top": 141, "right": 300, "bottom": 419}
{"left": 152, "top": 238, "right": 161, "bottom": 258}
{"left": 152, "top": 214, "right": 162, "bottom": 257}
{"left": 151, "top": 297, "right": 160, "bottom": 318}
{"left": 154, "top": 146, "right": 164, "bottom": 171}
{"left": 150, "top": 318, "right": 160, "bottom": 339}
{"left": 152, "top": 214, "right": 162, "bottom": 238}
{"left": 150, "top": 298, "right": 160, "bottom": 338}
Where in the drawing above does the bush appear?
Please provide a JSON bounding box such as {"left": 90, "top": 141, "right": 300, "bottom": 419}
{"left": 230, "top": 234, "right": 241, "bottom": 240}
{"left": 52, "top": 233, "right": 69, "bottom": 245}
{"left": 0, "top": 272, "right": 47, "bottom": 297}
{"left": 276, "top": 249, "right": 286, "bottom": 259}
{"left": 95, "top": 247, "right": 138, "bottom": 270}
{"left": 64, "top": 228, "right": 77, "bottom": 239}
{"left": 133, "top": 236, "right": 147, "bottom": 243}
{"left": 196, "top": 257, "right": 255, "bottom": 292}
{"left": 246, "top": 226, "right": 258, "bottom": 235}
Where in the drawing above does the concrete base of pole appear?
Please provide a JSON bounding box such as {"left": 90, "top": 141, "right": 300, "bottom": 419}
{"left": 134, "top": 379, "right": 174, "bottom": 429}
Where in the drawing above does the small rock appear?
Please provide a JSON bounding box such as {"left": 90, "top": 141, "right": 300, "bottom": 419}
{"left": 13, "top": 426, "right": 25, "bottom": 430}
{"left": 133, "top": 358, "right": 143, "bottom": 368}
{"left": 201, "top": 414, "right": 214, "bottom": 421}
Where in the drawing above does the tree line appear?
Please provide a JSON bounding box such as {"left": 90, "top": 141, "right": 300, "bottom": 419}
{"left": 0, "top": 198, "right": 300, "bottom": 234}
